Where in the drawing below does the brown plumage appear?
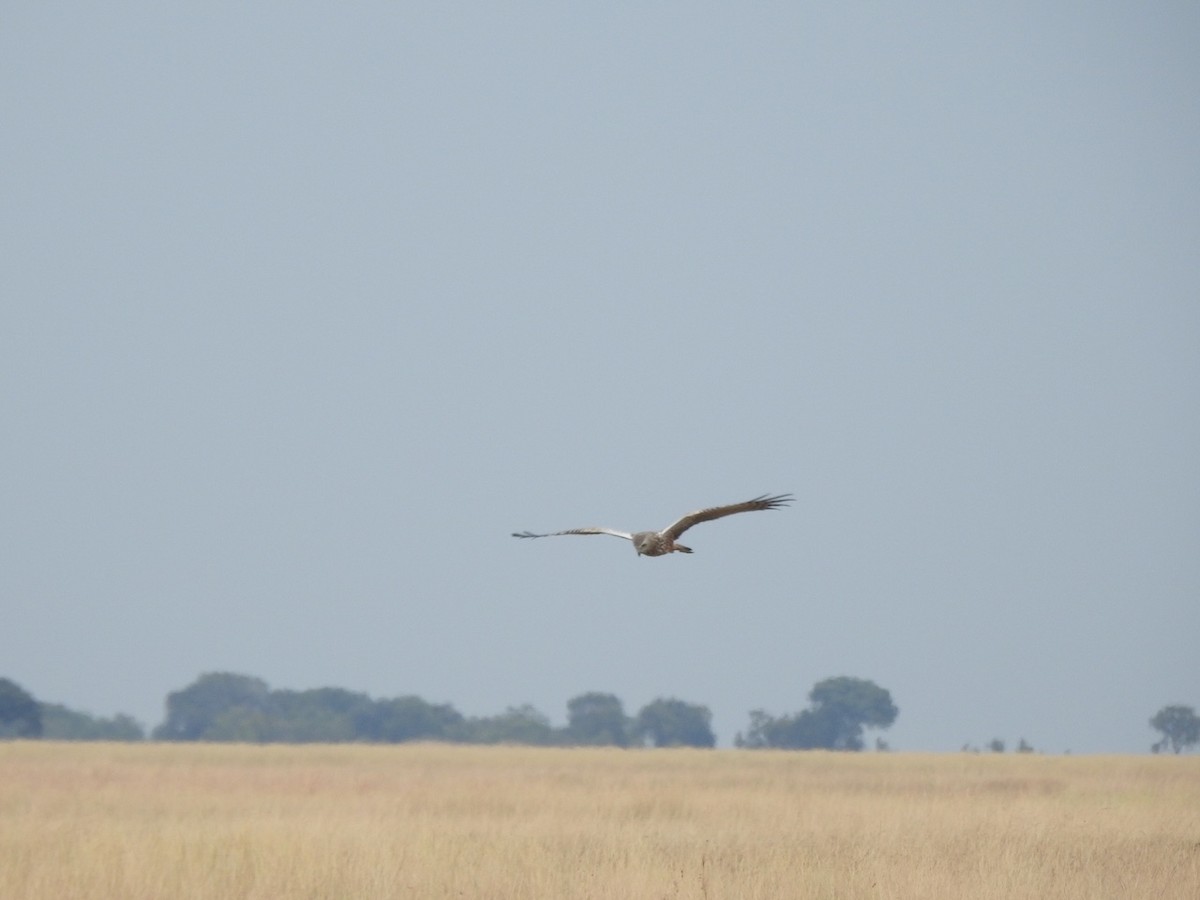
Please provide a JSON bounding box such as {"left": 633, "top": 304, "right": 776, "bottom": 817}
{"left": 512, "top": 493, "right": 793, "bottom": 557}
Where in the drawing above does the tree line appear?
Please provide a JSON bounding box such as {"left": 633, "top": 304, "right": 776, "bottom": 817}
{"left": 5, "top": 673, "right": 1197, "bottom": 753}
{"left": 0, "top": 673, "right": 899, "bottom": 750}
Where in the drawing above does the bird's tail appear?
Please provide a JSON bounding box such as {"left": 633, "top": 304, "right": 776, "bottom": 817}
{"left": 675, "top": 544, "right": 693, "bottom": 554}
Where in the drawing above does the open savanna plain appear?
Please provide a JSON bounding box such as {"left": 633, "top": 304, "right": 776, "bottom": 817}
{"left": 1, "top": 742, "right": 1197, "bottom": 899}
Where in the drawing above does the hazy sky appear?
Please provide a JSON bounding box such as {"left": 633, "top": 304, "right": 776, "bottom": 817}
{"left": 3, "top": 4, "right": 1197, "bottom": 752}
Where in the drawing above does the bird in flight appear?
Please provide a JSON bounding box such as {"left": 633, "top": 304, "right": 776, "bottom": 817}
{"left": 512, "top": 493, "right": 793, "bottom": 557}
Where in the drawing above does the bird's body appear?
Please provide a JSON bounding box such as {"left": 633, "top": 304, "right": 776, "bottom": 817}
{"left": 512, "top": 493, "right": 793, "bottom": 557}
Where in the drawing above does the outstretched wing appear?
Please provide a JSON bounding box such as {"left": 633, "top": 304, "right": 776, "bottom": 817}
{"left": 660, "top": 493, "right": 793, "bottom": 541}
{"left": 512, "top": 527, "right": 634, "bottom": 542}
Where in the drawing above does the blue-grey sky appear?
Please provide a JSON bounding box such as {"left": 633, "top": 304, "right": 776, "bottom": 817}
{"left": 3, "top": 4, "right": 1197, "bottom": 752}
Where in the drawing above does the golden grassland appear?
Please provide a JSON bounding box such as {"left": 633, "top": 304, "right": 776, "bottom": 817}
{"left": 1, "top": 741, "right": 1197, "bottom": 899}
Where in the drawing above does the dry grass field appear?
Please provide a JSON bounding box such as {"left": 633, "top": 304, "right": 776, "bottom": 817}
{"left": 1, "top": 741, "right": 1197, "bottom": 899}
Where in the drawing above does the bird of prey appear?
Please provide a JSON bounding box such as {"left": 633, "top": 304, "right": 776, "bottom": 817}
{"left": 512, "top": 493, "right": 793, "bottom": 557}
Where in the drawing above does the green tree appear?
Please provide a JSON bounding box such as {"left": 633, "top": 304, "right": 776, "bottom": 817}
{"left": 736, "top": 676, "right": 898, "bottom": 751}
{"left": 565, "top": 692, "right": 628, "bottom": 746}
{"left": 734, "top": 709, "right": 774, "bottom": 748}
{"left": 267, "top": 688, "right": 373, "bottom": 742}
{"left": 463, "top": 705, "right": 557, "bottom": 745}
{"left": 40, "top": 704, "right": 144, "bottom": 740}
{"left": 807, "top": 676, "right": 898, "bottom": 750}
{"left": 0, "top": 678, "right": 42, "bottom": 738}
{"left": 738, "top": 706, "right": 839, "bottom": 750}
{"left": 356, "top": 695, "right": 464, "bottom": 743}
{"left": 152, "top": 672, "right": 270, "bottom": 740}
{"left": 633, "top": 698, "right": 716, "bottom": 748}
{"left": 203, "top": 705, "right": 277, "bottom": 742}
{"left": 1150, "top": 705, "right": 1200, "bottom": 754}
